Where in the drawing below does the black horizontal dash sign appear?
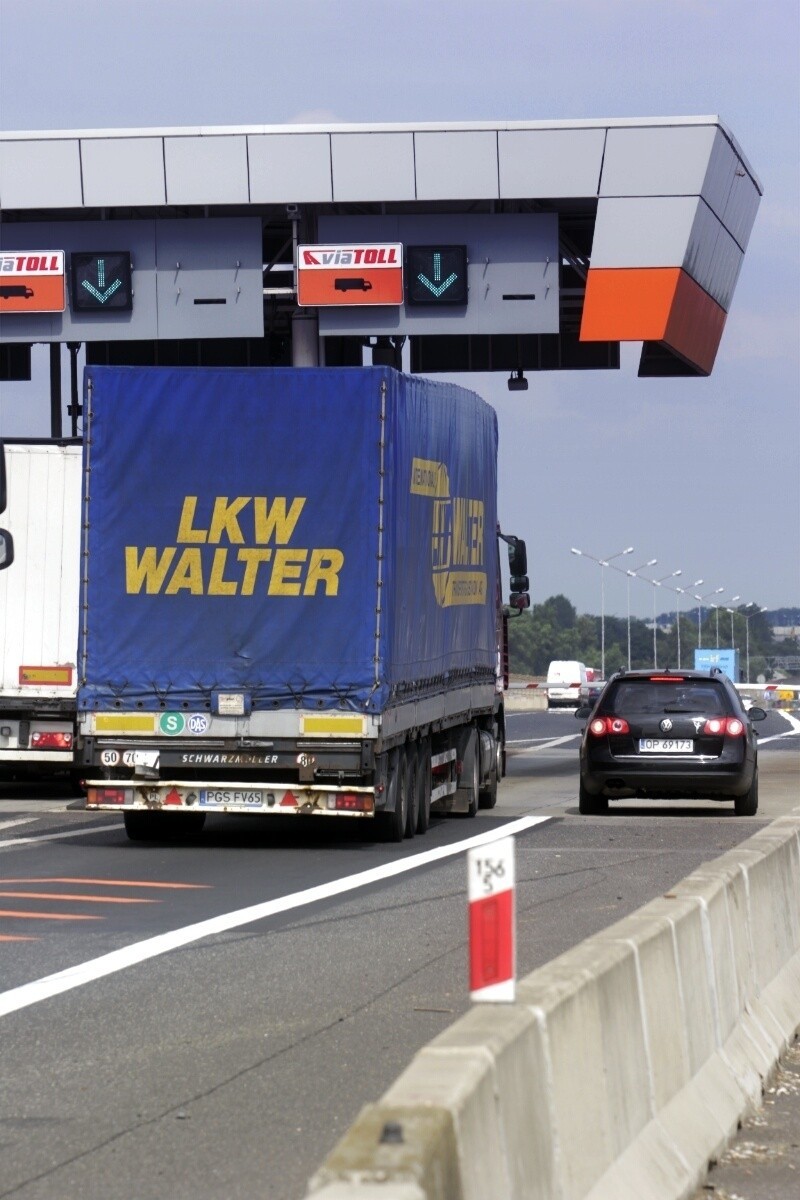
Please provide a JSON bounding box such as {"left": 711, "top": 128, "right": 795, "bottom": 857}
{"left": 502, "top": 294, "right": 536, "bottom": 301}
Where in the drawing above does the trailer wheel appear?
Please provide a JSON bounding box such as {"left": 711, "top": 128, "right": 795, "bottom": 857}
{"left": 458, "top": 728, "right": 480, "bottom": 818}
{"left": 379, "top": 748, "right": 408, "bottom": 843}
{"left": 479, "top": 730, "right": 501, "bottom": 809}
{"left": 415, "top": 740, "right": 432, "bottom": 834}
{"left": 405, "top": 742, "right": 419, "bottom": 839}
{"left": 123, "top": 811, "right": 206, "bottom": 842}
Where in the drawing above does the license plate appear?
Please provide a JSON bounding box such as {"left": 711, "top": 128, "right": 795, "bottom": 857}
{"left": 638, "top": 738, "right": 694, "bottom": 753}
{"left": 199, "top": 789, "right": 264, "bottom": 807}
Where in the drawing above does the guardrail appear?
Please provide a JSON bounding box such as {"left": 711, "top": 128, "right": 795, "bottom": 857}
{"left": 306, "top": 812, "right": 800, "bottom": 1200}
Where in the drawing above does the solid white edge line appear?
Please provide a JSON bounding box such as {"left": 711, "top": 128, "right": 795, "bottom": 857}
{"left": 0, "top": 822, "right": 126, "bottom": 850}
{"left": 0, "top": 814, "right": 552, "bottom": 1018}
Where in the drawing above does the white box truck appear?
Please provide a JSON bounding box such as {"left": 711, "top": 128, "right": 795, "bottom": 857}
{"left": 0, "top": 440, "right": 82, "bottom": 782}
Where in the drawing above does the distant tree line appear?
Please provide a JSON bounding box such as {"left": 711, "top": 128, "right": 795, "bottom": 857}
{"left": 508, "top": 595, "right": 791, "bottom": 680}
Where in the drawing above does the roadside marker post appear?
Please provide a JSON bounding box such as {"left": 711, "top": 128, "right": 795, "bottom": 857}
{"left": 468, "top": 835, "right": 515, "bottom": 1002}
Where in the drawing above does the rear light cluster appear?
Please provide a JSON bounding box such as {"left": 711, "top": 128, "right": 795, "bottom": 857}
{"left": 87, "top": 786, "right": 132, "bottom": 805}
{"left": 31, "top": 731, "right": 73, "bottom": 750}
{"left": 704, "top": 717, "right": 745, "bottom": 737}
{"left": 589, "top": 717, "right": 630, "bottom": 737}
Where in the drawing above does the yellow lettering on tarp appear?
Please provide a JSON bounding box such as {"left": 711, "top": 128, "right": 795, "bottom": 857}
{"left": 303, "top": 549, "right": 344, "bottom": 596}
{"left": 268, "top": 549, "right": 309, "bottom": 595}
{"left": 165, "top": 548, "right": 204, "bottom": 595}
{"left": 127, "top": 494, "right": 343, "bottom": 597}
{"left": 237, "top": 548, "right": 273, "bottom": 595}
{"left": 208, "top": 548, "right": 238, "bottom": 595}
{"left": 410, "top": 458, "right": 450, "bottom": 498}
{"left": 254, "top": 497, "right": 306, "bottom": 544}
{"left": 125, "top": 546, "right": 177, "bottom": 593}
{"left": 442, "top": 572, "right": 487, "bottom": 605}
{"left": 176, "top": 497, "right": 207, "bottom": 543}
{"left": 409, "top": 458, "right": 488, "bottom": 609}
{"left": 208, "top": 496, "right": 249, "bottom": 544}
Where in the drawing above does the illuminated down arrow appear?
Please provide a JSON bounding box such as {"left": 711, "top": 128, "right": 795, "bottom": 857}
{"left": 417, "top": 252, "right": 458, "bottom": 298}
{"left": 81, "top": 258, "right": 123, "bottom": 305}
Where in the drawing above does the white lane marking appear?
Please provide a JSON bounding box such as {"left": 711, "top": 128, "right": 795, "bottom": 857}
{"left": 0, "top": 823, "right": 126, "bottom": 850}
{"left": 0, "top": 819, "right": 38, "bottom": 833}
{"left": 759, "top": 710, "right": 800, "bottom": 744}
{"left": 0, "top": 814, "right": 552, "bottom": 1018}
{"left": 508, "top": 735, "right": 580, "bottom": 751}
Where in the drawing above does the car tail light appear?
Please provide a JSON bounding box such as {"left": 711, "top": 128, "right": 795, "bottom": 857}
{"left": 703, "top": 717, "right": 745, "bottom": 737}
{"left": 649, "top": 676, "right": 684, "bottom": 683}
{"left": 31, "top": 731, "right": 73, "bottom": 750}
{"left": 589, "top": 717, "right": 630, "bottom": 737}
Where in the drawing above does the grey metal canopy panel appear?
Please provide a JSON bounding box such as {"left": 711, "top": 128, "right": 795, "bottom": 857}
{"left": 0, "top": 117, "right": 762, "bottom": 375}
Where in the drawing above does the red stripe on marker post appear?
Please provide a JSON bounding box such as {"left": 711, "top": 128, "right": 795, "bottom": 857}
{"left": 468, "top": 835, "right": 515, "bottom": 1002}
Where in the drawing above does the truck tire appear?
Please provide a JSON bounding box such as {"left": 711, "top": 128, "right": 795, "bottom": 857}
{"left": 123, "top": 811, "right": 206, "bottom": 841}
{"left": 735, "top": 767, "right": 759, "bottom": 816}
{"left": 405, "top": 742, "right": 419, "bottom": 839}
{"left": 415, "top": 740, "right": 432, "bottom": 834}
{"left": 478, "top": 727, "right": 501, "bottom": 809}
{"left": 457, "top": 727, "right": 480, "bottom": 818}
{"left": 379, "top": 748, "right": 408, "bottom": 843}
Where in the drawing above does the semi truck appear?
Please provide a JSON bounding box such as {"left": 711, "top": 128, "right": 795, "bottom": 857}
{"left": 0, "top": 440, "right": 82, "bottom": 782}
{"left": 77, "top": 366, "right": 528, "bottom": 841}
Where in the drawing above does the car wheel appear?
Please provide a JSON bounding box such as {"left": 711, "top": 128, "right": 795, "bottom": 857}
{"left": 124, "top": 811, "right": 206, "bottom": 841}
{"left": 579, "top": 782, "right": 608, "bottom": 815}
{"left": 735, "top": 767, "right": 758, "bottom": 816}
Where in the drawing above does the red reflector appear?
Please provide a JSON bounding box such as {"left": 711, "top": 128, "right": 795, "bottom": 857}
{"left": 88, "top": 787, "right": 128, "bottom": 805}
{"left": 335, "top": 793, "right": 372, "bottom": 812}
{"left": 280, "top": 790, "right": 298, "bottom": 807}
{"left": 30, "top": 731, "right": 73, "bottom": 749}
{"left": 649, "top": 676, "right": 684, "bottom": 683}
{"left": 164, "top": 788, "right": 183, "bottom": 806}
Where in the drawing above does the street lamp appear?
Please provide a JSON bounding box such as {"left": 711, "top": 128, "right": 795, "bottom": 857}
{"left": 625, "top": 558, "right": 657, "bottom": 669}
{"left": 571, "top": 545, "right": 634, "bottom": 680}
{"left": 744, "top": 604, "right": 768, "bottom": 683}
{"left": 725, "top": 597, "right": 741, "bottom": 647}
{"left": 647, "top": 570, "right": 682, "bottom": 668}
{"left": 694, "top": 587, "right": 724, "bottom": 649}
{"left": 674, "top": 578, "right": 703, "bottom": 668}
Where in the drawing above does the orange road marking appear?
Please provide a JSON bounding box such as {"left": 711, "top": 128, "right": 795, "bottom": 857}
{"left": 0, "top": 878, "right": 210, "bottom": 889}
{"left": 0, "top": 891, "right": 160, "bottom": 905}
{"left": 0, "top": 910, "right": 102, "bottom": 921}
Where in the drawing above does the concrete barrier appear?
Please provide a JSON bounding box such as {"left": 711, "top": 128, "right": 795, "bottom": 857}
{"left": 306, "top": 811, "right": 800, "bottom": 1200}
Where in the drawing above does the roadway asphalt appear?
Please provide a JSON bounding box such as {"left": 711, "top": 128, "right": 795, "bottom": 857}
{"left": 0, "top": 707, "right": 797, "bottom": 1199}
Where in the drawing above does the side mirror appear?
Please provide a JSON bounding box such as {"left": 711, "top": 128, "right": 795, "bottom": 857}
{"left": 748, "top": 706, "right": 767, "bottom": 722}
{"left": 507, "top": 537, "right": 527, "bottom": 577}
{"left": 0, "top": 529, "right": 14, "bottom": 569}
{"left": 575, "top": 705, "right": 593, "bottom": 719}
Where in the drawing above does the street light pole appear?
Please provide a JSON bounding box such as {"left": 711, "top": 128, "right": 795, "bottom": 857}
{"left": 726, "top": 597, "right": 741, "bottom": 648}
{"left": 744, "top": 604, "right": 768, "bottom": 683}
{"left": 677, "top": 579, "right": 704, "bottom": 667}
{"left": 648, "top": 570, "right": 682, "bottom": 668}
{"left": 625, "top": 558, "right": 657, "bottom": 669}
{"left": 571, "top": 545, "right": 634, "bottom": 680}
{"left": 694, "top": 587, "right": 724, "bottom": 649}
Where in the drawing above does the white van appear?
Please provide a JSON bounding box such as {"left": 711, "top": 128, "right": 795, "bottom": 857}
{"left": 546, "top": 660, "right": 588, "bottom": 708}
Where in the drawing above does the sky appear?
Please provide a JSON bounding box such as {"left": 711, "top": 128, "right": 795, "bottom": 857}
{"left": 0, "top": 0, "right": 798, "bottom": 620}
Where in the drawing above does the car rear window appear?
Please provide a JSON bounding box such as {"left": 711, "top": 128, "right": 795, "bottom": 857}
{"left": 603, "top": 679, "right": 729, "bottom": 716}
